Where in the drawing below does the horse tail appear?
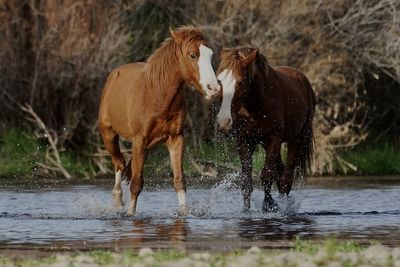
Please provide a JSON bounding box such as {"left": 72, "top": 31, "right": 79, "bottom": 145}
{"left": 297, "top": 74, "right": 316, "bottom": 177}
{"left": 299, "top": 116, "right": 314, "bottom": 176}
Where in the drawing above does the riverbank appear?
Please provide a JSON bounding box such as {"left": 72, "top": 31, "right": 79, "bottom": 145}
{"left": 0, "top": 241, "right": 399, "bottom": 267}
{"left": 1, "top": 129, "right": 400, "bottom": 181}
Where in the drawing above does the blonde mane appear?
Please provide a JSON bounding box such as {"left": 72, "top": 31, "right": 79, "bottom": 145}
{"left": 144, "top": 26, "right": 205, "bottom": 90}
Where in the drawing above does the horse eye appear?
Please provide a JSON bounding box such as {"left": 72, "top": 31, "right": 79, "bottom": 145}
{"left": 190, "top": 53, "right": 197, "bottom": 60}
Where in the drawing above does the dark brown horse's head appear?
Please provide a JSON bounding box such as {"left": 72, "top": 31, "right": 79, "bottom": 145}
{"left": 169, "top": 26, "right": 220, "bottom": 99}
{"left": 216, "top": 46, "right": 259, "bottom": 130}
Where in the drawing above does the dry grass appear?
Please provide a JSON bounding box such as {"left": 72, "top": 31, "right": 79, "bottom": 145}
{"left": 0, "top": 0, "right": 399, "bottom": 176}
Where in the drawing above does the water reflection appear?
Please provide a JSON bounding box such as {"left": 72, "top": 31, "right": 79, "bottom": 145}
{"left": 237, "top": 217, "right": 317, "bottom": 240}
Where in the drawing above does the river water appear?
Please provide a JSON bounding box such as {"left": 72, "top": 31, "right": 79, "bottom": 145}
{"left": 1, "top": 176, "right": 399, "bottom": 250}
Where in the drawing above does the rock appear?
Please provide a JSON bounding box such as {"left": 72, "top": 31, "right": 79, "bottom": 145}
{"left": 138, "top": 247, "right": 154, "bottom": 257}
{"left": 363, "top": 245, "right": 390, "bottom": 263}
{"left": 166, "top": 258, "right": 193, "bottom": 267}
{"left": 191, "top": 252, "right": 211, "bottom": 261}
{"left": 298, "top": 261, "right": 317, "bottom": 267}
{"left": 246, "top": 246, "right": 261, "bottom": 255}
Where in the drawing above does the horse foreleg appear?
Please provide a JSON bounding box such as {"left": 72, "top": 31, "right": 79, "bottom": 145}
{"left": 100, "top": 126, "right": 125, "bottom": 208}
{"left": 237, "top": 140, "right": 256, "bottom": 212}
{"left": 166, "top": 134, "right": 188, "bottom": 216}
{"left": 260, "top": 137, "right": 282, "bottom": 213}
{"left": 127, "top": 139, "right": 147, "bottom": 216}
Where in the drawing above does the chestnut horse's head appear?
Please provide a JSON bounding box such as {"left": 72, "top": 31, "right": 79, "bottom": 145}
{"left": 169, "top": 26, "right": 220, "bottom": 99}
{"left": 216, "top": 46, "right": 259, "bottom": 130}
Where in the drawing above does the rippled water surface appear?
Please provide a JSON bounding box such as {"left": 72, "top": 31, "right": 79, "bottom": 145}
{"left": 1, "top": 177, "right": 400, "bottom": 250}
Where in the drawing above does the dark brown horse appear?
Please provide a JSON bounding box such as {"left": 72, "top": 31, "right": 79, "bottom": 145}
{"left": 216, "top": 46, "right": 315, "bottom": 212}
{"left": 98, "top": 26, "right": 220, "bottom": 216}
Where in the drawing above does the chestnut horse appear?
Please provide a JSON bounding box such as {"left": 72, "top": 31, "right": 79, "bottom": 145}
{"left": 98, "top": 26, "right": 220, "bottom": 216}
{"left": 216, "top": 46, "right": 315, "bottom": 212}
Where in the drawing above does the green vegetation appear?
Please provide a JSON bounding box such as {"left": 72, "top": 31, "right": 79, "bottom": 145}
{"left": 0, "top": 129, "right": 41, "bottom": 178}
{"left": 0, "top": 129, "right": 93, "bottom": 180}
{"left": 340, "top": 140, "right": 400, "bottom": 175}
{"left": 0, "top": 240, "right": 396, "bottom": 267}
{"left": 2, "top": 128, "right": 400, "bottom": 180}
{"left": 295, "top": 238, "right": 363, "bottom": 255}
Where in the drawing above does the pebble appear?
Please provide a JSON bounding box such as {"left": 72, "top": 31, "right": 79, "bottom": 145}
{"left": 138, "top": 247, "right": 154, "bottom": 257}
{"left": 246, "top": 246, "right": 261, "bottom": 255}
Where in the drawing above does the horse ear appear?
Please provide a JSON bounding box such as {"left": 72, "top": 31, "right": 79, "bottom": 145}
{"left": 239, "top": 48, "right": 259, "bottom": 65}
{"left": 169, "top": 27, "right": 183, "bottom": 44}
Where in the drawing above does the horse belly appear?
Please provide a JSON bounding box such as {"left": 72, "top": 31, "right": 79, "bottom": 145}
{"left": 99, "top": 64, "right": 145, "bottom": 139}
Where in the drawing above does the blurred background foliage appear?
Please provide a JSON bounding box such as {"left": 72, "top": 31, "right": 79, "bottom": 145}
{"left": 0, "top": 0, "right": 399, "bottom": 179}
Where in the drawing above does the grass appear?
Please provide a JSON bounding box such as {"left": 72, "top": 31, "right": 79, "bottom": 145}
{"left": 0, "top": 240, "right": 388, "bottom": 267}
{"left": 294, "top": 238, "right": 363, "bottom": 254}
{"left": 2, "top": 128, "right": 400, "bottom": 180}
{"left": 0, "top": 129, "right": 93, "bottom": 179}
{"left": 339, "top": 140, "right": 400, "bottom": 175}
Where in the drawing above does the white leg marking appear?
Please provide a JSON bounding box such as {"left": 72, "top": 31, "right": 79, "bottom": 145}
{"left": 114, "top": 170, "right": 122, "bottom": 189}
{"left": 217, "top": 69, "right": 236, "bottom": 129}
{"left": 177, "top": 190, "right": 189, "bottom": 215}
{"left": 112, "top": 170, "right": 123, "bottom": 208}
{"left": 198, "top": 44, "right": 220, "bottom": 98}
{"left": 127, "top": 199, "right": 137, "bottom": 216}
{"left": 177, "top": 190, "right": 186, "bottom": 207}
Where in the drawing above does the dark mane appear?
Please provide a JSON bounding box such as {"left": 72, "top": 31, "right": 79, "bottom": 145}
{"left": 218, "top": 46, "right": 270, "bottom": 80}
{"left": 254, "top": 52, "right": 269, "bottom": 77}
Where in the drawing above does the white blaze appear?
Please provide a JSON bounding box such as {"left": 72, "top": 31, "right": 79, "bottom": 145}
{"left": 217, "top": 69, "right": 236, "bottom": 129}
{"left": 198, "top": 44, "right": 220, "bottom": 98}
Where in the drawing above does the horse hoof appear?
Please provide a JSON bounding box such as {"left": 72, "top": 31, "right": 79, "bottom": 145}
{"left": 126, "top": 210, "right": 135, "bottom": 216}
{"left": 178, "top": 205, "right": 189, "bottom": 216}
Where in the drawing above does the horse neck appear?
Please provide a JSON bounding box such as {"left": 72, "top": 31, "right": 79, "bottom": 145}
{"left": 144, "top": 42, "right": 184, "bottom": 113}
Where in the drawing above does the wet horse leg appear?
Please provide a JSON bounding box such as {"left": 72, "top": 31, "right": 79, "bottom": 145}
{"left": 237, "top": 139, "right": 256, "bottom": 212}
{"left": 274, "top": 155, "right": 285, "bottom": 194}
{"left": 127, "top": 139, "right": 147, "bottom": 216}
{"left": 278, "top": 140, "right": 300, "bottom": 195}
{"left": 100, "top": 127, "right": 125, "bottom": 208}
{"left": 260, "top": 137, "right": 282, "bottom": 212}
{"left": 166, "top": 134, "right": 188, "bottom": 215}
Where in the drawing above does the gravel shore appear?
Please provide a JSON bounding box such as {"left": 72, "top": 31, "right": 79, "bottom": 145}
{"left": 1, "top": 243, "right": 399, "bottom": 267}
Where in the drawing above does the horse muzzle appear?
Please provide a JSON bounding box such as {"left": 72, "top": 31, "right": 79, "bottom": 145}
{"left": 205, "top": 82, "right": 221, "bottom": 99}
{"left": 217, "top": 115, "right": 233, "bottom": 131}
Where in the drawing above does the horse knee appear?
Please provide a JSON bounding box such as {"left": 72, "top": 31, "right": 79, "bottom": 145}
{"left": 112, "top": 157, "right": 125, "bottom": 172}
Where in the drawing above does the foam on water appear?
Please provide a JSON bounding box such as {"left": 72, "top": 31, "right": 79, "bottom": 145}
{"left": 69, "top": 174, "right": 304, "bottom": 220}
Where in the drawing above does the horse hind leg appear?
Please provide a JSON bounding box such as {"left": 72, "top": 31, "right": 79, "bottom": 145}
{"left": 279, "top": 123, "right": 313, "bottom": 195}
{"left": 100, "top": 126, "right": 125, "bottom": 208}
{"left": 278, "top": 140, "right": 302, "bottom": 196}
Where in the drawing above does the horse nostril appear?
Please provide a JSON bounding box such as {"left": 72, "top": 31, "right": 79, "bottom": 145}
{"left": 207, "top": 84, "right": 211, "bottom": 90}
